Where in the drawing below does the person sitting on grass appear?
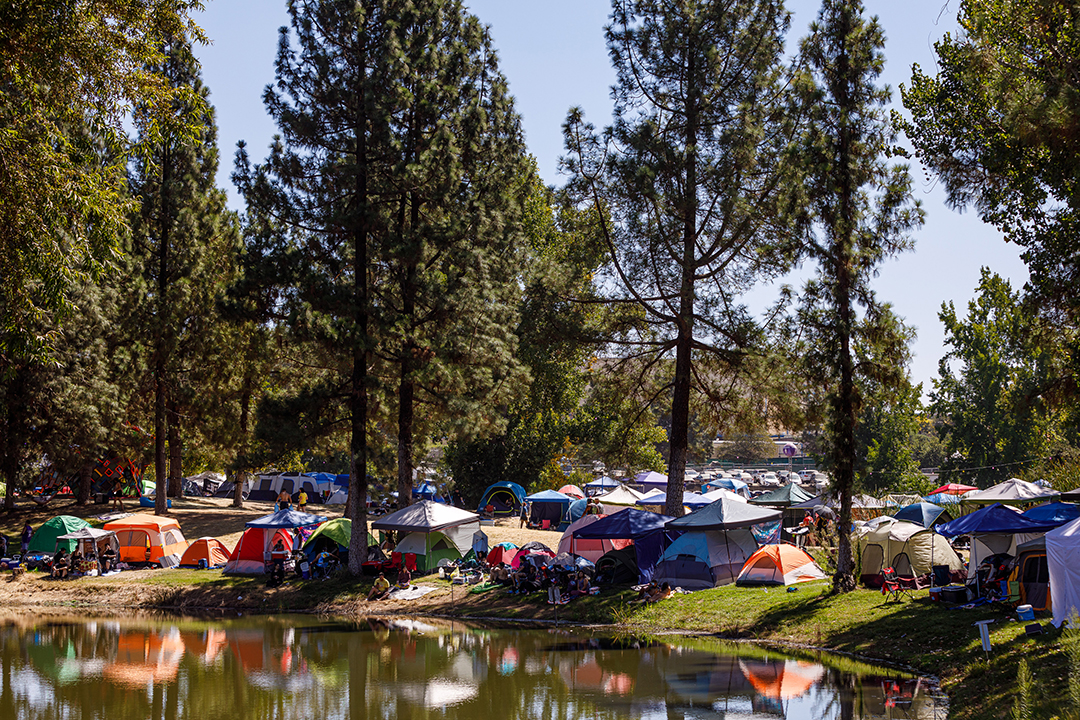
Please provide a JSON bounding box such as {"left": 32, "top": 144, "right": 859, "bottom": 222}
{"left": 396, "top": 565, "right": 412, "bottom": 589}
{"left": 51, "top": 549, "right": 70, "bottom": 579}
{"left": 647, "top": 582, "right": 673, "bottom": 603}
{"left": 367, "top": 572, "right": 391, "bottom": 601}
{"left": 490, "top": 563, "right": 511, "bottom": 585}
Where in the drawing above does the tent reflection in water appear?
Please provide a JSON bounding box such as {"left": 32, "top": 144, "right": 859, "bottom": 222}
{"left": 104, "top": 628, "right": 185, "bottom": 687}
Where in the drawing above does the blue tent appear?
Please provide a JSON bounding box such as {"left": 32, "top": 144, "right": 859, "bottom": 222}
{"left": 412, "top": 482, "right": 443, "bottom": 502}
{"left": 584, "top": 476, "right": 620, "bottom": 495}
{"left": 702, "top": 477, "right": 749, "bottom": 495}
{"left": 893, "top": 501, "right": 951, "bottom": 528}
{"left": 574, "top": 508, "right": 675, "bottom": 582}
{"left": 1022, "top": 501, "right": 1080, "bottom": 526}
{"left": 923, "top": 492, "right": 963, "bottom": 506}
{"left": 568, "top": 497, "right": 589, "bottom": 523}
{"left": 653, "top": 528, "right": 760, "bottom": 590}
{"left": 634, "top": 470, "right": 668, "bottom": 491}
{"left": 936, "top": 503, "right": 1060, "bottom": 538}
{"left": 525, "top": 489, "right": 573, "bottom": 528}
{"left": 476, "top": 481, "right": 527, "bottom": 516}
{"left": 246, "top": 508, "right": 328, "bottom": 528}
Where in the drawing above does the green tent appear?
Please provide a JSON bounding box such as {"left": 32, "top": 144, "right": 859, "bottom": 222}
{"left": 301, "top": 518, "right": 377, "bottom": 559}
{"left": 396, "top": 531, "right": 463, "bottom": 573}
{"left": 27, "top": 515, "right": 92, "bottom": 554}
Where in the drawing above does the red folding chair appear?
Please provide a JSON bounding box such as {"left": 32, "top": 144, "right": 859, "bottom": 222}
{"left": 880, "top": 567, "right": 912, "bottom": 602}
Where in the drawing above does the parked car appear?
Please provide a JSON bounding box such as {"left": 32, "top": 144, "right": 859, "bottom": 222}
{"left": 759, "top": 472, "right": 780, "bottom": 486}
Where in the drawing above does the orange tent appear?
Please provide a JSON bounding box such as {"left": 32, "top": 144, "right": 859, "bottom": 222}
{"left": 103, "top": 514, "right": 189, "bottom": 566}
{"left": 179, "top": 537, "right": 231, "bottom": 568}
{"left": 741, "top": 658, "right": 823, "bottom": 700}
{"left": 736, "top": 544, "right": 828, "bottom": 586}
{"left": 104, "top": 628, "right": 185, "bottom": 687}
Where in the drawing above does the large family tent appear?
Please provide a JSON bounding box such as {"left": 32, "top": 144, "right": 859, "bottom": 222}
{"left": 964, "top": 478, "right": 1059, "bottom": 506}
{"left": 525, "top": 490, "right": 573, "bottom": 529}
{"left": 1010, "top": 536, "right": 1051, "bottom": 612}
{"left": 224, "top": 508, "right": 327, "bottom": 574}
{"left": 736, "top": 544, "right": 828, "bottom": 586}
{"left": 27, "top": 515, "right": 91, "bottom": 554}
{"left": 656, "top": 498, "right": 781, "bottom": 589}
{"left": 103, "top": 514, "right": 189, "bottom": 567}
{"left": 557, "top": 515, "right": 631, "bottom": 563}
{"left": 179, "top": 538, "right": 231, "bottom": 568}
{"left": 246, "top": 472, "right": 311, "bottom": 502}
{"left": 371, "top": 501, "right": 480, "bottom": 573}
{"left": 573, "top": 508, "right": 675, "bottom": 583}
{"left": 893, "top": 501, "right": 952, "bottom": 528}
{"left": 855, "top": 520, "right": 964, "bottom": 585}
{"left": 1047, "top": 517, "right": 1080, "bottom": 626}
{"left": 937, "top": 503, "right": 1059, "bottom": 580}
{"left": 476, "top": 481, "right": 526, "bottom": 516}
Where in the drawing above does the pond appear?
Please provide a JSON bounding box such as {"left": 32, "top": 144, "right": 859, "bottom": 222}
{"left": 0, "top": 612, "right": 946, "bottom": 719}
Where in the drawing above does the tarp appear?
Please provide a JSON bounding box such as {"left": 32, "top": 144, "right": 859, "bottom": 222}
{"left": 749, "top": 484, "right": 814, "bottom": 507}
{"left": 855, "top": 520, "right": 964, "bottom": 583}
{"left": 893, "top": 502, "right": 951, "bottom": 528}
{"left": 1047, "top": 517, "right": 1080, "bottom": 626}
{"left": 964, "top": 478, "right": 1059, "bottom": 506}
{"left": 179, "top": 537, "right": 230, "bottom": 568}
{"left": 737, "top": 544, "right": 828, "bottom": 586}
{"left": 28, "top": 515, "right": 91, "bottom": 554}
{"left": 702, "top": 477, "right": 749, "bottom": 495}
{"left": 476, "top": 481, "right": 526, "bottom": 515}
{"left": 557, "top": 514, "right": 631, "bottom": 563}
{"left": 667, "top": 497, "right": 781, "bottom": 530}
{"left": 245, "top": 509, "right": 328, "bottom": 529}
{"left": 1023, "top": 502, "right": 1080, "bottom": 526}
{"left": 937, "top": 503, "right": 1059, "bottom": 538}
{"left": 929, "top": 482, "right": 978, "bottom": 496}
{"left": 654, "top": 529, "right": 759, "bottom": 590}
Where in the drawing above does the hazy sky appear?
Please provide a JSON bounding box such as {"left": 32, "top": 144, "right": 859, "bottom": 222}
{"left": 195, "top": 0, "right": 1029, "bottom": 396}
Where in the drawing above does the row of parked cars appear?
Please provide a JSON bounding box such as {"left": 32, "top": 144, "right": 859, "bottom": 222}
{"left": 716, "top": 468, "right": 830, "bottom": 489}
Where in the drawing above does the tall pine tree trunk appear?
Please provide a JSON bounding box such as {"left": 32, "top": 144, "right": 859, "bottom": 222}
{"left": 76, "top": 461, "right": 93, "bottom": 506}
{"left": 154, "top": 144, "right": 171, "bottom": 517}
{"left": 832, "top": 4, "right": 857, "bottom": 592}
{"left": 396, "top": 190, "right": 419, "bottom": 511}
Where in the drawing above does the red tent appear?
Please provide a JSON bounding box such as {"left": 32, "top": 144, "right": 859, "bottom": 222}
{"left": 224, "top": 527, "right": 295, "bottom": 574}
{"left": 486, "top": 542, "right": 518, "bottom": 566}
{"left": 929, "top": 482, "right": 978, "bottom": 495}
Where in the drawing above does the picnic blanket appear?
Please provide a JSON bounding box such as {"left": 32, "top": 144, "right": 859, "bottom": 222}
{"left": 388, "top": 584, "right": 437, "bottom": 601}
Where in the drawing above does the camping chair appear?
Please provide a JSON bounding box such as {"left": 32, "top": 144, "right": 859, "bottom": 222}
{"left": 880, "top": 567, "right": 912, "bottom": 603}
{"left": 403, "top": 553, "right": 417, "bottom": 573}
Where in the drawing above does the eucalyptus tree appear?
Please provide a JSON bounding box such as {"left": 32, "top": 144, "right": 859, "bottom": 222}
{"left": 793, "top": 0, "right": 923, "bottom": 590}
{"left": 126, "top": 39, "right": 240, "bottom": 515}
{"left": 235, "top": 0, "right": 529, "bottom": 572}
{"left": 563, "top": 0, "right": 801, "bottom": 517}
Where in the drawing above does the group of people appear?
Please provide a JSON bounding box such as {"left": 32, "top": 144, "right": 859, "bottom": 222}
{"left": 50, "top": 543, "right": 117, "bottom": 579}
{"left": 275, "top": 488, "right": 310, "bottom": 513}
{"left": 365, "top": 564, "right": 412, "bottom": 601}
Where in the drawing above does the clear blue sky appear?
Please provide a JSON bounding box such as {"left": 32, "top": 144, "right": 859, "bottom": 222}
{"left": 195, "top": 0, "right": 1029, "bottom": 397}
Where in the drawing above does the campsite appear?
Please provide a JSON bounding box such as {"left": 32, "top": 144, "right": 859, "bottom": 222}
{"left": 1, "top": 474, "right": 1080, "bottom": 720}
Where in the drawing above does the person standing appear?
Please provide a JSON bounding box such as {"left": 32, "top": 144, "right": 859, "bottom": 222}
{"left": 277, "top": 489, "right": 292, "bottom": 511}
{"left": 297, "top": 488, "right": 308, "bottom": 512}
{"left": 20, "top": 523, "right": 33, "bottom": 554}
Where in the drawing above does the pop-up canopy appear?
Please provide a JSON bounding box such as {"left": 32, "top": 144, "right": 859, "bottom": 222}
{"left": 963, "top": 478, "right": 1058, "bottom": 506}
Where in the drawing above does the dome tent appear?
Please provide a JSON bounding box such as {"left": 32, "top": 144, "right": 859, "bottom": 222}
{"left": 856, "top": 520, "right": 964, "bottom": 585}
{"left": 179, "top": 537, "right": 231, "bottom": 568}
{"left": 557, "top": 514, "right": 631, "bottom": 563}
{"left": 737, "top": 544, "right": 827, "bottom": 586}
{"left": 476, "top": 481, "right": 526, "bottom": 516}
{"left": 27, "top": 515, "right": 91, "bottom": 554}
{"left": 224, "top": 508, "right": 327, "bottom": 574}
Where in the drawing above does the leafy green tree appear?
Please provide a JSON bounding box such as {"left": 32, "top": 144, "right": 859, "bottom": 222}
{"left": 901, "top": 0, "right": 1080, "bottom": 321}
{"left": 0, "top": 1, "right": 205, "bottom": 363}
{"left": 857, "top": 375, "right": 924, "bottom": 493}
{"left": 931, "top": 269, "right": 1061, "bottom": 486}
{"left": 126, "top": 39, "right": 241, "bottom": 515}
{"left": 563, "top": 0, "right": 800, "bottom": 517}
{"left": 793, "top": 0, "right": 923, "bottom": 591}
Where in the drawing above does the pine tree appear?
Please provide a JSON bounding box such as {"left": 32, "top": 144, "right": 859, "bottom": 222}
{"left": 793, "top": 0, "right": 923, "bottom": 591}
{"left": 126, "top": 39, "right": 241, "bottom": 515}
{"left": 563, "top": 0, "right": 800, "bottom": 517}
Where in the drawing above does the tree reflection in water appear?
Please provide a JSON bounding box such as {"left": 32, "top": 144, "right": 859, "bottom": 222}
{"left": 0, "top": 614, "right": 945, "bottom": 720}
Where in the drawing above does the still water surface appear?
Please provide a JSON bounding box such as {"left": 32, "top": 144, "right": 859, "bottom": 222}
{"left": 0, "top": 613, "right": 945, "bottom": 719}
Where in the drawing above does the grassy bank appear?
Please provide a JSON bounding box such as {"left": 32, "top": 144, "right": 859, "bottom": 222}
{"left": 1, "top": 565, "right": 1071, "bottom": 720}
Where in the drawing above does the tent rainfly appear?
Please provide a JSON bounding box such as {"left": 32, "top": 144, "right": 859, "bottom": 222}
{"left": 736, "top": 544, "right": 828, "bottom": 586}
{"left": 371, "top": 500, "right": 480, "bottom": 573}
{"left": 963, "top": 478, "right": 1059, "bottom": 506}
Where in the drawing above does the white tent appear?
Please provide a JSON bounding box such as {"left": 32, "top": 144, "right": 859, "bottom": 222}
{"left": 701, "top": 488, "right": 748, "bottom": 504}
{"left": 964, "top": 478, "right": 1059, "bottom": 506}
{"left": 855, "top": 520, "right": 964, "bottom": 582}
{"left": 1047, "top": 517, "right": 1080, "bottom": 626}
{"left": 593, "top": 485, "right": 646, "bottom": 513}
